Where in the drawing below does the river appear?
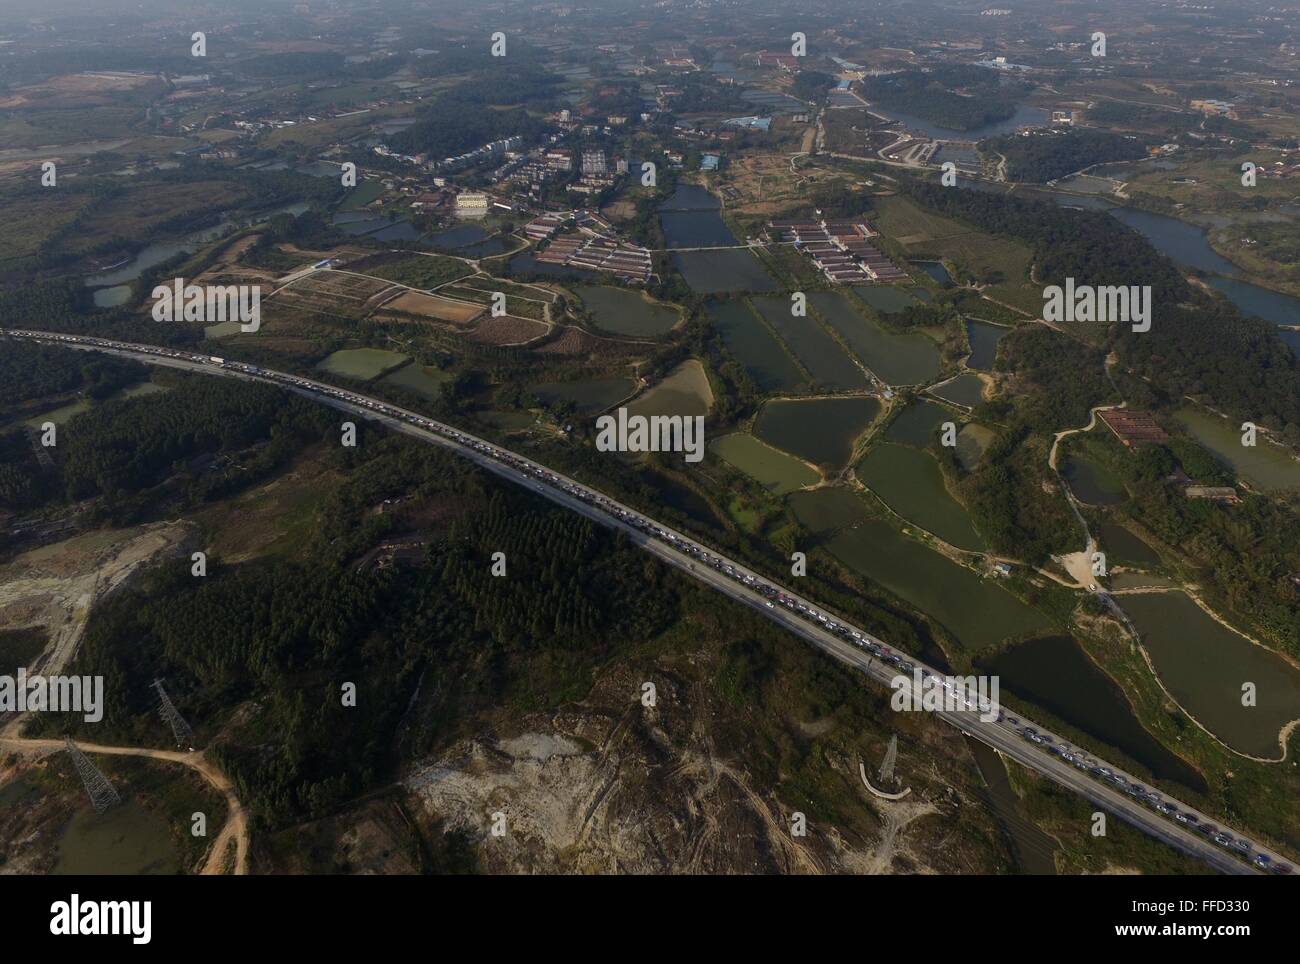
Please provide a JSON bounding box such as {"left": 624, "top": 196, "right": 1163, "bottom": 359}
{"left": 954, "top": 180, "right": 1300, "bottom": 331}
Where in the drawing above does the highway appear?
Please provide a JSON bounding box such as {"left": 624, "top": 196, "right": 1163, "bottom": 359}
{"left": 4, "top": 328, "right": 1290, "bottom": 877}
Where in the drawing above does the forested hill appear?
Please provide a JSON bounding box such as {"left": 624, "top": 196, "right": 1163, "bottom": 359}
{"left": 898, "top": 178, "right": 1188, "bottom": 302}
{"left": 1115, "top": 302, "right": 1300, "bottom": 438}
{"left": 896, "top": 179, "right": 1300, "bottom": 435}
{"left": 0, "top": 373, "right": 335, "bottom": 524}
{"left": 30, "top": 431, "right": 685, "bottom": 827}
{"left": 0, "top": 339, "right": 145, "bottom": 408}
{"left": 389, "top": 65, "right": 562, "bottom": 158}
{"left": 859, "top": 66, "right": 1019, "bottom": 131}
{"left": 982, "top": 128, "right": 1152, "bottom": 183}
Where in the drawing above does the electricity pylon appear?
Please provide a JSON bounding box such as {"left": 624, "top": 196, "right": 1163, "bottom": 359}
{"left": 152, "top": 679, "right": 195, "bottom": 749}
{"left": 64, "top": 736, "right": 120, "bottom": 814}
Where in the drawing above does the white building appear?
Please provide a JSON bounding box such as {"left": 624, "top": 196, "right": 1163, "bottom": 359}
{"left": 455, "top": 193, "right": 491, "bottom": 218}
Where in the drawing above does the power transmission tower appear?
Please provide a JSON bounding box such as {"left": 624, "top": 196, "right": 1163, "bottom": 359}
{"left": 878, "top": 734, "right": 898, "bottom": 786}
{"left": 64, "top": 736, "right": 121, "bottom": 814}
{"left": 152, "top": 679, "right": 195, "bottom": 749}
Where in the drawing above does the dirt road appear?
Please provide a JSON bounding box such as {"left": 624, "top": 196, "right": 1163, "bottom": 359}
{"left": 0, "top": 736, "right": 249, "bottom": 875}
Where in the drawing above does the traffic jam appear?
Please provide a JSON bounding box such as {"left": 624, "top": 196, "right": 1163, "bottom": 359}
{"left": 4, "top": 329, "right": 1288, "bottom": 875}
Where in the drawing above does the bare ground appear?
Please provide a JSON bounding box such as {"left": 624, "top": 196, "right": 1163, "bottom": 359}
{"left": 404, "top": 666, "right": 980, "bottom": 875}
{"left": 0, "top": 522, "right": 192, "bottom": 715}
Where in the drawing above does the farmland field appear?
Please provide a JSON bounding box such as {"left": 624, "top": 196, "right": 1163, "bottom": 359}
{"left": 852, "top": 286, "right": 921, "bottom": 315}
{"left": 871, "top": 195, "right": 968, "bottom": 245}
{"left": 355, "top": 253, "right": 473, "bottom": 288}
{"left": 384, "top": 290, "right": 484, "bottom": 324}
{"left": 273, "top": 271, "right": 396, "bottom": 320}
{"left": 467, "top": 315, "right": 549, "bottom": 345}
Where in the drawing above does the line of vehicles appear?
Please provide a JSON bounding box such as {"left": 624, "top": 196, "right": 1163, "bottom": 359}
{"left": 4, "top": 328, "right": 1290, "bottom": 875}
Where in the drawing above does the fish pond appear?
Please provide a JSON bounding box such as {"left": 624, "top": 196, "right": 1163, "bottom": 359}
{"left": 1122, "top": 591, "right": 1300, "bottom": 759}
{"left": 753, "top": 396, "right": 880, "bottom": 471}
{"left": 814, "top": 291, "right": 940, "bottom": 385}
{"left": 856, "top": 442, "right": 986, "bottom": 551}
{"left": 709, "top": 433, "right": 820, "bottom": 494}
